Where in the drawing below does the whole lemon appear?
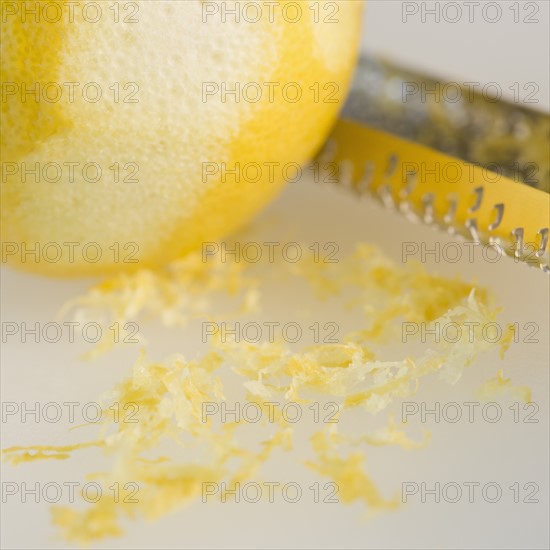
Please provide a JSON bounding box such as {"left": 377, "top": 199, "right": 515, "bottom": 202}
{"left": 1, "top": 0, "right": 363, "bottom": 276}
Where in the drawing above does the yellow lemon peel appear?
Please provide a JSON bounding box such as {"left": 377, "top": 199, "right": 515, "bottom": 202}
{"left": 476, "top": 369, "right": 532, "bottom": 403}
{"left": 60, "top": 251, "right": 261, "bottom": 359}
{"left": 2, "top": 1, "right": 363, "bottom": 276}
{"left": 306, "top": 431, "right": 400, "bottom": 511}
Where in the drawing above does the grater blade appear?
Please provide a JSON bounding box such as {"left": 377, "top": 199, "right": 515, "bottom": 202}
{"left": 321, "top": 55, "right": 550, "bottom": 272}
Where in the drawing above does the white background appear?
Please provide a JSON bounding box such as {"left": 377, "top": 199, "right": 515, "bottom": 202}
{"left": 362, "top": 0, "right": 550, "bottom": 111}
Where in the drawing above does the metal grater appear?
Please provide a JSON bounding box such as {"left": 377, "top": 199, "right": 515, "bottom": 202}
{"left": 319, "top": 55, "right": 550, "bottom": 272}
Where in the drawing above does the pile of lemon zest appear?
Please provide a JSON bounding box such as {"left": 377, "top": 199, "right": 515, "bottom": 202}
{"left": 306, "top": 431, "right": 400, "bottom": 510}
{"left": 329, "top": 416, "right": 431, "bottom": 450}
{"left": 3, "top": 242, "right": 525, "bottom": 542}
{"left": 52, "top": 502, "right": 124, "bottom": 546}
{"left": 500, "top": 324, "right": 516, "bottom": 359}
{"left": 60, "top": 249, "right": 260, "bottom": 357}
{"left": 2, "top": 441, "right": 103, "bottom": 465}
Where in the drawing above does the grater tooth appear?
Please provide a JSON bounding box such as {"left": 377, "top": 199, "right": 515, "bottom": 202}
{"left": 443, "top": 195, "right": 458, "bottom": 234}
{"left": 537, "top": 228, "right": 549, "bottom": 258}
{"left": 357, "top": 161, "right": 375, "bottom": 195}
{"left": 378, "top": 184, "right": 395, "bottom": 208}
{"left": 466, "top": 219, "right": 481, "bottom": 243}
{"left": 511, "top": 228, "right": 525, "bottom": 260}
{"left": 468, "top": 187, "right": 484, "bottom": 214}
{"left": 422, "top": 193, "right": 435, "bottom": 224}
{"left": 488, "top": 204, "right": 505, "bottom": 232}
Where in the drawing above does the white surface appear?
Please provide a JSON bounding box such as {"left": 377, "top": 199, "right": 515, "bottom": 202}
{"left": 362, "top": 0, "right": 550, "bottom": 111}
{"left": 1, "top": 176, "right": 549, "bottom": 550}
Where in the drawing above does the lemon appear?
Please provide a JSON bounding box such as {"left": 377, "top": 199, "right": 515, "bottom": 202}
{"left": 1, "top": 0, "right": 363, "bottom": 277}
